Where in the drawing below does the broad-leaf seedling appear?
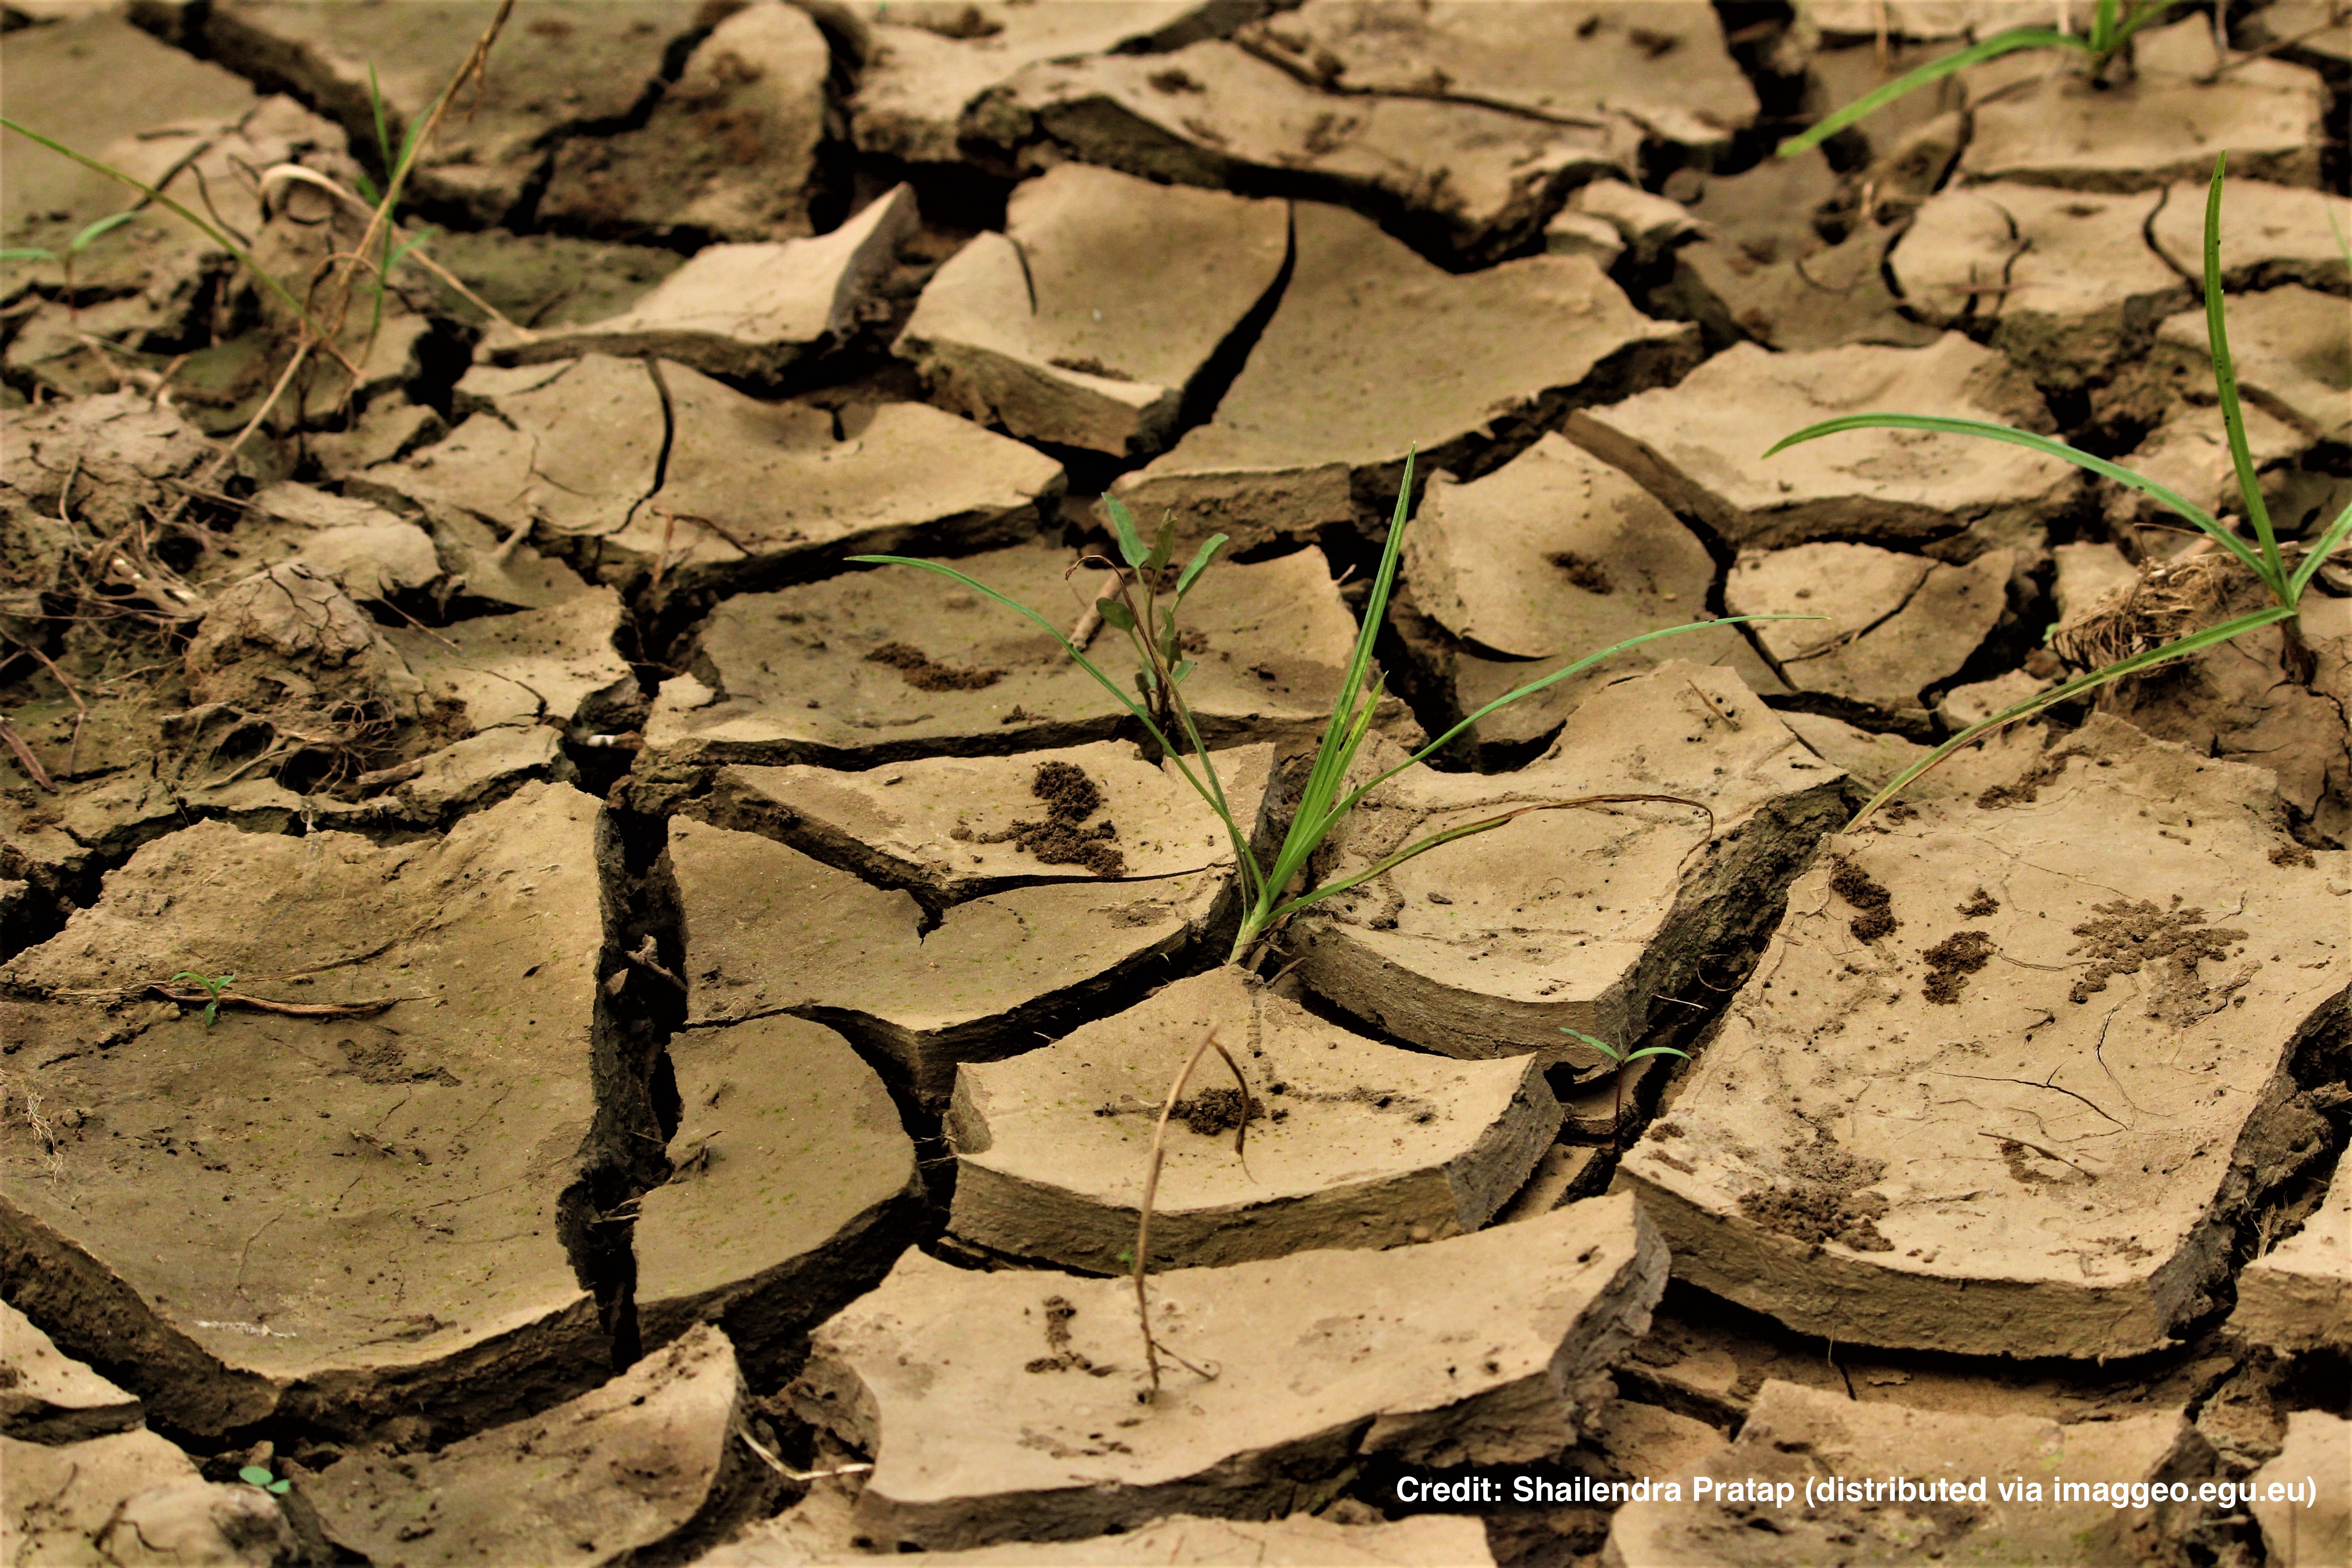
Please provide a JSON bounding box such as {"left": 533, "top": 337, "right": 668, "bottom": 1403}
{"left": 170, "top": 972, "right": 236, "bottom": 1028}
{"left": 1560, "top": 1029, "right": 1691, "bottom": 1150}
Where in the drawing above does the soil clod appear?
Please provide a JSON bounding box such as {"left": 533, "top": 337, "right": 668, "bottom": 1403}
{"left": 1921, "top": 930, "right": 1997, "bottom": 1004}
{"left": 866, "top": 641, "right": 1005, "bottom": 692}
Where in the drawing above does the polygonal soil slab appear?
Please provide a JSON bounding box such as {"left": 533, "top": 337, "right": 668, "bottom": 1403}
{"left": 2150, "top": 285, "right": 2351, "bottom": 444}
{"left": 310, "top": 1325, "right": 775, "bottom": 1568}
{"left": 2, "top": 1427, "right": 294, "bottom": 1568}
{"left": 1726, "top": 542, "right": 2014, "bottom": 712}
{"left": 1605, "top": 1381, "right": 2209, "bottom": 1567}
{"left": 945, "top": 968, "right": 1561, "bottom": 1271}
{"left": 385, "top": 586, "right": 633, "bottom": 735}
{"left": 1291, "top": 661, "right": 1848, "bottom": 1064}
{"left": 1564, "top": 333, "right": 2078, "bottom": 552}
{"left": 895, "top": 164, "right": 1288, "bottom": 459}
{"left": 1615, "top": 715, "right": 2350, "bottom": 1358}
{"left": 632, "top": 1013, "right": 921, "bottom": 1381}
{"left": 789, "top": 1194, "right": 1665, "bottom": 1551}
{"left": 1238, "top": 1, "right": 1756, "bottom": 162}
{"left": 0, "top": 1298, "right": 140, "bottom": 1443}
{"left": 487, "top": 184, "right": 919, "bottom": 383}
{"left": 1664, "top": 225, "right": 1943, "bottom": 356}
{"left": 1959, "top": 19, "right": 2328, "bottom": 192}
{"left": 0, "top": 784, "right": 613, "bottom": 1440}
{"left": 641, "top": 542, "right": 1359, "bottom": 769}
{"left": 985, "top": 42, "right": 1643, "bottom": 267}
{"left": 2146, "top": 177, "right": 2352, "bottom": 292}
{"left": 2103, "top": 397, "right": 2311, "bottom": 533}
{"left": 2252, "top": 1412, "right": 2349, "bottom": 1568}
{"left": 2233, "top": 1161, "right": 2348, "bottom": 1353}
{"left": 1891, "top": 183, "right": 2191, "bottom": 388}
{"left": 535, "top": 0, "right": 829, "bottom": 242}
{"left": 681, "top": 740, "right": 1275, "bottom": 903}
{"left": 1110, "top": 202, "right": 1698, "bottom": 549}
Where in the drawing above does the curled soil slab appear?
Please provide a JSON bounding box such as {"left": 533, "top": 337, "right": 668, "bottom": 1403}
{"left": 0, "top": 784, "right": 615, "bottom": 1440}
{"left": 641, "top": 542, "right": 1360, "bottom": 769}
{"left": 1291, "top": 661, "right": 1848, "bottom": 1063}
{"left": 632, "top": 1013, "right": 921, "bottom": 1382}
{"left": 2146, "top": 177, "right": 2352, "bottom": 293}
{"left": 182, "top": 562, "right": 423, "bottom": 723}
{"left": 309, "top": 1324, "right": 778, "bottom": 1568}
{"left": 2230, "top": 1144, "right": 2348, "bottom": 1354}
{"left": 0, "top": 1297, "right": 141, "bottom": 1444}
{"left": 1726, "top": 541, "right": 2014, "bottom": 713}
{"left": 184, "top": 0, "right": 703, "bottom": 227}
{"left": 228, "top": 482, "right": 443, "bottom": 604}
{"left": 1605, "top": 1380, "right": 2211, "bottom": 1566}
{"left": 2251, "top": 1411, "right": 2349, "bottom": 1568}
{"left": 1238, "top": 0, "right": 1757, "bottom": 163}
{"left": 535, "top": 0, "right": 828, "bottom": 243}
{"left": 706, "top": 1509, "right": 1495, "bottom": 1567}
{"left": 895, "top": 164, "right": 1289, "bottom": 459}
{"left": 787, "top": 1194, "right": 1665, "bottom": 1551}
{"left": 944, "top": 968, "right": 1562, "bottom": 1271}
{"left": 486, "top": 183, "right": 919, "bottom": 382}
{"left": 1958, "top": 18, "right": 2328, "bottom": 192}
{"left": 1616, "top": 715, "right": 2349, "bottom": 1358}
{"left": 1890, "top": 184, "right": 2192, "bottom": 390}
{"left": 2, "top": 1427, "right": 295, "bottom": 1566}
{"left": 985, "top": 42, "right": 1642, "bottom": 268}
{"left": 844, "top": 0, "right": 1249, "bottom": 165}
{"left": 666, "top": 817, "right": 1223, "bottom": 1106}
{"left": 681, "top": 740, "right": 1275, "bottom": 902}
{"left": 2149, "top": 285, "right": 2352, "bottom": 445}
{"left": 1562, "top": 333, "right": 2076, "bottom": 554}
{"left": 1110, "top": 201, "right": 1698, "bottom": 549}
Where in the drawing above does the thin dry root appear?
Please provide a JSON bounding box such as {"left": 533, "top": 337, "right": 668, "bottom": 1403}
{"left": 1132, "top": 1025, "right": 1251, "bottom": 1398}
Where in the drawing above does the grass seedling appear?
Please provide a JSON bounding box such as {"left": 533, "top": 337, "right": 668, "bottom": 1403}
{"left": 237, "top": 1464, "right": 291, "bottom": 1496}
{"left": 1775, "top": 0, "right": 2176, "bottom": 161}
{"left": 1559, "top": 1029, "right": 1690, "bottom": 1150}
{"left": 170, "top": 972, "right": 236, "bottom": 1027}
{"left": 0, "top": 209, "right": 139, "bottom": 321}
{"left": 855, "top": 454, "right": 1809, "bottom": 1393}
{"left": 1767, "top": 152, "right": 2352, "bottom": 828}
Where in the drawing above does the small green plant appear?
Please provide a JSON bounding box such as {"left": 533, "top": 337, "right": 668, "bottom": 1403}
{"left": 1559, "top": 1029, "right": 1690, "bottom": 1149}
{"left": 1768, "top": 153, "right": 2352, "bottom": 827}
{"left": 0, "top": 209, "right": 139, "bottom": 318}
{"left": 170, "top": 972, "right": 236, "bottom": 1028}
{"left": 237, "top": 1464, "right": 291, "bottom": 1496}
{"left": 1776, "top": 0, "right": 2176, "bottom": 161}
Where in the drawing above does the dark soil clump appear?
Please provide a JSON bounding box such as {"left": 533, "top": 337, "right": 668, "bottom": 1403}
{"left": 1828, "top": 859, "right": 1896, "bottom": 942}
{"left": 1958, "top": 887, "right": 2000, "bottom": 918}
{"left": 1741, "top": 1127, "right": 1895, "bottom": 1251}
{"left": 1010, "top": 759, "right": 1124, "bottom": 875}
{"left": 1921, "top": 931, "right": 1997, "bottom": 1004}
{"left": 1172, "top": 1087, "right": 1263, "bottom": 1137}
{"left": 1976, "top": 751, "right": 2073, "bottom": 809}
{"left": 2067, "top": 897, "right": 2246, "bottom": 1020}
{"left": 1546, "top": 551, "right": 1615, "bottom": 593}
{"left": 865, "top": 641, "right": 1003, "bottom": 691}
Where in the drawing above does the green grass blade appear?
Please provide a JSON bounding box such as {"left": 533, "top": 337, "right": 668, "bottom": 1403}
{"left": 1263, "top": 811, "right": 1520, "bottom": 926}
{"left": 384, "top": 226, "right": 438, "bottom": 273}
{"left": 369, "top": 63, "right": 395, "bottom": 176}
{"left": 2107, "top": 0, "right": 2177, "bottom": 50}
{"left": 1767, "top": 413, "right": 2280, "bottom": 589}
{"left": 68, "top": 210, "right": 137, "bottom": 253}
{"left": 1102, "top": 496, "right": 1150, "bottom": 568}
{"left": 1623, "top": 1045, "right": 1694, "bottom": 1062}
{"left": 0, "top": 247, "right": 56, "bottom": 262}
{"left": 2285, "top": 500, "right": 2352, "bottom": 602}
{"left": 1293, "top": 454, "right": 1416, "bottom": 837}
{"left": 2202, "top": 153, "right": 2284, "bottom": 590}
{"left": 2092, "top": 0, "right": 2120, "bottom": 50}
{"left": 1848, "top": 605, "right": 2299, "bottom": 827}
{"left": 1775, "top": 27, "right": 2077, "bottom": 159}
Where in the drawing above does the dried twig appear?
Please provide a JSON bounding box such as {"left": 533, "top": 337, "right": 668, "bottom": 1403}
{"left": 142, "top": 981, "right": 417, "bottom": 1019}
{"left": 1133, "top": 1026, "right": 1250, "bottom": 1397}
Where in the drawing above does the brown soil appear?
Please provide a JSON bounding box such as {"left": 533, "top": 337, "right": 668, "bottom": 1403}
{"left": 1171, "top": 1086, "right": 1263, "bottom": 1137}
{"left": 1007, "top": 758, "right": 1124, "bottom": 875}
{"left": 2066, "top": 897, "right": 2247, "bottom": 1020}
{"left": 1828, "top": 858, "right": 1897, "bottom": 942}
{"left": 1958, "top": 887, "right": 2000, "bottom": 918}
{"left": 1546, "top": 550, "right": 1616, "bottom": 593}
{"left": 865, "top": 641, "right": 1005, "bottom": 691}
{"left": 1920, "top": 930, "right": 1997, "bottom": 1004}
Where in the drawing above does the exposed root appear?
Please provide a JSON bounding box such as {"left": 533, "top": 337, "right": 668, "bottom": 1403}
{"left": 1132, "top": 1024, "right": 1251, "bottom": 1400}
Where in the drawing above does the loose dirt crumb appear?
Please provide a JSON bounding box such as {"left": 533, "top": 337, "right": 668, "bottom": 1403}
{"left": 1957, "top": 887, "right": 1999, "bottom": 918}
{"left": 2270, "top": 843, "right": 2316, "bottom": 868}
{"left": 1740, "top": 1127, "right": 1894, "bottom": 1250}
{"left": 1921, "top": 931, "right": 1996, "bottom": 1004}
{"left": 1829, "top": 859, "right": 1897, "bottom": 942}
{"left": 865, "top": 641, "right": 1003, "bottom": 692}
{"left": 1024, "top": 1294, "right": 1113, "bottom": 1375}
{"left": 1976, "top": 751, "right": 2072, "bottom": 809}
{"left": 1147, "top": 67, "right": 1205, "bottom": 93}
{"left": 1882, "top": 800, "right": 1919, "bottom": 823}
{"left": 2066, "top": 897, "right": 2246, "bottom": 1021}
{"left": 1009, "top": 760, "right": 1124, "bottom": 875}
{"left": 1546, "top": 551, "right": 1615, "bottom": 594}
{"left": 1171, "top": 1086, "right": 1263, "bottom": 1137}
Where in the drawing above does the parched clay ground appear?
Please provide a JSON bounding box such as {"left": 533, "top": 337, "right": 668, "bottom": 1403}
{"left": 2, "top": 2, "right": 2348, "bottom": 1566}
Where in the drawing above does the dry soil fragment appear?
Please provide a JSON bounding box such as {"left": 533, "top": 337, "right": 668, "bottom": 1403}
{"left": 946, "top": 968, "right": 1561, "bottom": 1270}
{"left": 0, "top": 784, "right": 614, "bottom": 1439}
{"left": 385, "top": 585, "right": 632, "bottom": 736}
{"left": 1666, "top": 224, "right": 1941, "bottom": 356}
{"left": 2103, "top": 398, "right": 2311, "bottom": 533}
{"left": 225, "top": 482, "right": 443, "bottom": 603}
{"left": 2250, "top": 1412, "right": 2349, "bottom": 1568}
{"left": 537, "top": 0, "right": 829, "bottom": 242}
{"left": 1564, "top": 334, "right": 2076, "bottom": 553}
{"left": 641, "top": 542, "right": 1359, "bottom": 769}
{"left": 1240, "top": 0, "right": 1755, "bottom": 161}
{"left": 1726, "top": 541, "right": 2015, "bottom": 712}
{"left": 1615, "top": 715, "right": 2349, "bottom": 1357}
{"left": 489, "top": 184, "right": 918, "bottom": 382}
{"left": 688, "top": 740, "right": 1273, "bottom": 902}
{"left": 1959, "top": 17, "right": 2328, "bottom": 191}
{"left": 987, "top": 42, "right": 1642, "bottom": 267}
{"left": 2238, "top": 0, "right": 2352, "bottom": 69}
{"left": 1891, "top": 184, "right": 2192, "bottom": 388}
{"left": 2147, "top": 177, "right": 2352, "bottom": 292}
{"left": 0, "top": 1297, "right": 141, "bottom": 1443}
{"left": 1111, "top": 202, "right": 1697, "bottom": 549}
{"left": 1291, "top": 662, "right": 1847, "bottom": 1063}
{"left": 790, "top": 1194, "right": 1664, "bottom": 1551}
{"left": 633, "top": 1014, "right": 921, "bottom": 1381}
{"left": 704, "top": 1509, "right": 1492, "bottom": 1566}
{"left": 667, "top": 816, "right": 1227, "bottom": 1105}
{"left": 310, "top": 1324, "right": 775, "bottom": 1568}
{"left": 2233, "top": 1161, "right": 2348, "bottom": 1353}
{"left": 182, "top": 562, "right": 423, "bottom": 732}
{"left": 2150, "top": 285, "right": 2351, "bottom": 444}
{"left": 895, "top": 164, "right": 1288, "bottom": 458}
{"left": 1605, "top": 1380, "right": 2211, "bottom": 1567}
{"left": 1, "top": 1427, "right": 295, "bottom": 1567}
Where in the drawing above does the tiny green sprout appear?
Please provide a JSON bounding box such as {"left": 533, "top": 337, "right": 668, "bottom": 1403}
{"left": 1, "top": 209, "right": 139, "bottom": 318}
{"left": 1560, "top": 1029, "right": 1691, "bottom": 1150}
{"left": 171, "top": 972, "right": 236, "bottom": 1028}
{"left": 237, "top": 1464, "right": 291, "bottom": 1496}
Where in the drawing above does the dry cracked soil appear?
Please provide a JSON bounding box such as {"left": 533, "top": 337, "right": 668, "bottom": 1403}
{"left": 2, "top": 2, "right": 2348, "bottom": 1566}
